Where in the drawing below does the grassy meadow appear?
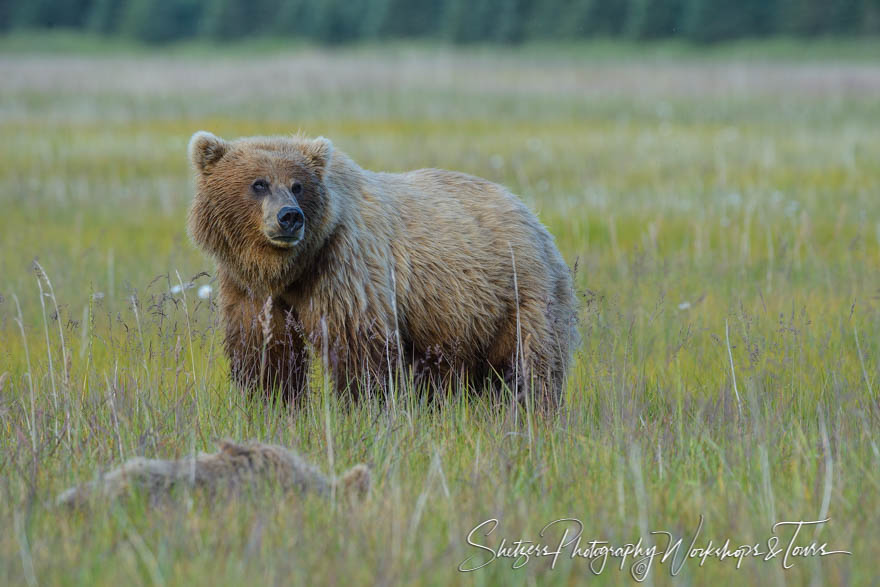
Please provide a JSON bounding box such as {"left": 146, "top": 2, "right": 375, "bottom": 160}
{"left": 1, "top": 38, "right": 879, "bottom": 585}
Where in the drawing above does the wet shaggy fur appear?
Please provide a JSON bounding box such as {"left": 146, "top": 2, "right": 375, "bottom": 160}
{"left": 187, "top": 131, "right": 578, "bottom": 404}
{"left": 57, "top": 440, "right": 371, "bottom": 507}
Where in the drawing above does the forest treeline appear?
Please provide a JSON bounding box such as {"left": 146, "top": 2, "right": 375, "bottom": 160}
{"left": 2, "top": 0, "right": 879, "bottom": 44}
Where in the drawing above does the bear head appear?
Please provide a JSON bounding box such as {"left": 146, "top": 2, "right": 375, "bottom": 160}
{"left": 187, "top": 131, "right": 337, "bottom": 295}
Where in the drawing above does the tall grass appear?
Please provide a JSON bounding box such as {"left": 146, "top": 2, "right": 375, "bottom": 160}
{"left": 0, "top": 43, "right": 878, "bottom": 584}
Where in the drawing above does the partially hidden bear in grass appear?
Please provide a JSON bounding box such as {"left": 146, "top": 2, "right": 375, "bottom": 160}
{"left": 187, "top": 131, "right": 578, "bottom": 405}
{"left": 57, "top": 440, "right": 370, "bottom": 507}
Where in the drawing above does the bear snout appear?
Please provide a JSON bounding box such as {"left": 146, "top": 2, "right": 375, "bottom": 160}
{"left": 264, "top": 205, "right": 306, "bottom": 247}
{"left": 277, "top": 206, "right": 305, "bottom": 235}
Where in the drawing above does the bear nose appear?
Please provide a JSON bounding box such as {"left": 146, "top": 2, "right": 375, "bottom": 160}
{"left": 277, "top": 206, "right": 304, "bottom": 234}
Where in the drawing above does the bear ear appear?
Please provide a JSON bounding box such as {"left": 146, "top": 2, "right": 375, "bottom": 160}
{"left": 338, "top": 464, "right": 370, "bottom": 499}
{"left": 218, "top": 439, "right": 241, "bottom": 454}
{"left": 303, "top": 136, "right": 333, "bottom": 177}
{"left": 189, "top": 131, "right": 229, "bottom": 173}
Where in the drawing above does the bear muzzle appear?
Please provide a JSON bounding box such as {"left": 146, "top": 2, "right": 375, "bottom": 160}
{"left": 265, "top": 205, "right": 305, "bottom": 248}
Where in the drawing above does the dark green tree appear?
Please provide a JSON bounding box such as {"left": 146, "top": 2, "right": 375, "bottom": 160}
{"left": 13, "top": 0, "right": 94, "bottom": 28}
{"left": 444, "top": 0, "right": 495, "bottom": 42}
{"left": 866, "top": 0, "right": 880, "bottom": 34}
{"left": 0, "top": 0, "right": 14, "bottom": 30}
{"left": 826, "top": 0, "right": 863, "bottom": 33}
{"left": 1, "top": 0, "right": 877, "bottom": 44}
{"left": 524, "top": 0, "right": 567, "bottom": 39}
{"left": 306, "top": 0, "right": 373, "bottom": 43}
{"left": 583, "top": 0, "right": 629, "bottom": 34}
{"left": 87, "top": 0, "right": 126, "bottom": 33}
{"left": 776, "top": 0, "right": 861, "bottom": 35}
{"left": 491, "top": 0, "right": 530, "bottom": 42}
{"left": 626, "top": 0, "right": 683, "bottom": 38}
{"left": 272, "top": 0, "right": 319, "bottom": 38}
{"left": 120, "top": 0, "right": 202, "bottom": 43}
{"left": 680, "top": 0, "right": 775, "bottom": 41}
{"left": 370, "top": 0, "right": 445, "bottom": 38}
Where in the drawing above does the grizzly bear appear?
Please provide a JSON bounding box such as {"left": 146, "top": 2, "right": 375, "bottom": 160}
{"left": 187, "top": 131, "right": 577, "bottom": 404}
{"left": 57, "top": 440, "right": 370, "bottom": 507}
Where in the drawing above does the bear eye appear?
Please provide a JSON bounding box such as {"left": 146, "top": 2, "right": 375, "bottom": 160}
{"left": 251, "top": 179, "right": 269, "bottom": 194}
{"left": 291, "top": 181, "right": 303, "bottom": 196}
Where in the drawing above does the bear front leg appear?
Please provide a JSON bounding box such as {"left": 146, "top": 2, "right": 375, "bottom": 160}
{"left": 307, "top": 320, "right": 397, "bottom": 402}
{"left": 218, "top": 274, "right": 308, "bottom": 403}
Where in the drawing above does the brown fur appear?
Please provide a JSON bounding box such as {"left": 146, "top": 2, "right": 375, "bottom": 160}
{"left": 187, "top": 132, "right": 578, "bottom": 404}
{"left": 57, "top": 440, "right": 370, "bottom": 507}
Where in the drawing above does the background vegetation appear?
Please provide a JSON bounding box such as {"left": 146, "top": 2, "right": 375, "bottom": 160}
{"left": 2, "top": 0, "right": 880, "bottom": 44}
{"left": 1, "top": 34, "right": 879, "bottom": 585}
